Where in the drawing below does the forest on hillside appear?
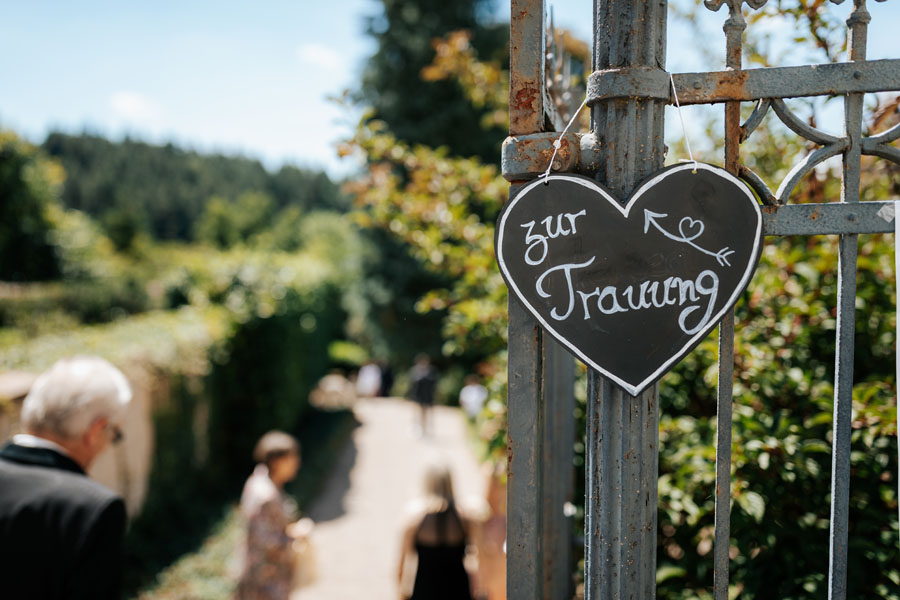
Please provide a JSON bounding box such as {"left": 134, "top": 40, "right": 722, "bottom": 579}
{"left": 43, "top": 133, "right": 348, "bottom": 244}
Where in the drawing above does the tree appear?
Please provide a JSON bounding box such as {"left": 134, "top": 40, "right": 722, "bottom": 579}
{"left": 351, "top": 0, "right": 510, "bottom": 371}
{"left": 0, "top": 132, "right": 63, "bottom": 281}
{"left": 42, "top": 133, "right": 346, "bottom": 242}
{"left": 358, "top": 0, "right": 508, "bottom": 162}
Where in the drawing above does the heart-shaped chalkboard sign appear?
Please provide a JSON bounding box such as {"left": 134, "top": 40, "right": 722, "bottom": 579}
{"left": 496, "top": 163, "right": 763, "bottom": 396}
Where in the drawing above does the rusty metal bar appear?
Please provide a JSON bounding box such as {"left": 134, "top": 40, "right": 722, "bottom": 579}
{"left": 896, "top": 214, "right": 900, "bottom": 541}
{"left": 507, "top": 1, "right": 577, "bottom": 597}
{"left": 510, "top": 0, "right": 545, "bottom": 137}
{"left": 586, "top": 59, "right": 900, "bottom": 106}
{"left": 664, "top": 59, "right": 900, "bottom": 105}
{"left": 713, "top": 314, "right": 734, "bottom": 600}
{"left": 775, "top": 141, "right": 849, "bottom": 205}
{"left": 506, "top": 2, "right": 546, "bottom": 598}
{"left": 713, "top": 1, "right": 747, "bottom": 595}
{"left": 501, "top": 132, "right": 603, "bottom": 181}
{"left": 586, "top": 66, "right": 670, "bottom": 102}
{"left": 584, "top": 1, "right": 666, "bottom": 598}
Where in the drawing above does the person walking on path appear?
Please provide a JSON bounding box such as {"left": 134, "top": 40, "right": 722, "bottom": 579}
{"left": 458, "top": 375, "right": 488, "bottom": 420}
{"left": 0, "top": 355, "right": 132, "bottom": 600}
{"left": 290, "top": 398, "right": 486, "bottom": 600}
{"left": 237, "top": 431, "right": 313, "bottom": 600}
{"left": 397, "top": 463, "right": 474, "bottom": 600}
{"left": 408, "top": 354, "right": 438, "bottom": 437}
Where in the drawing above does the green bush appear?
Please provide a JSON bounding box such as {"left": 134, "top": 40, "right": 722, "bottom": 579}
{"left": 0, "top": 132, "right": 64, "bottom": 281}
{"left": 205, "top": 282, "right": 346, "bottom": 488}
{"left": 653, "top": 233, "right": 899, "bottom": 600}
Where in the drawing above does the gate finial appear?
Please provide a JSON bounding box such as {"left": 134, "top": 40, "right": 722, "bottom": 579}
{"left": 704, "top": 1, "right": 768, "bottom": 64}
{"left": 703, "top": 0, "right": 768, "bottom": 12}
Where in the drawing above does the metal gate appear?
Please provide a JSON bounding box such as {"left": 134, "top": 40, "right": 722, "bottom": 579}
{"left": 501, "top": 1, "right": 900, "bottom": 598}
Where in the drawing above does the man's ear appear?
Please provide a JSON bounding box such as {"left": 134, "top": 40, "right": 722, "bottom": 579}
{"left": 85, "top": 416, "right": 109, "bottom": 448}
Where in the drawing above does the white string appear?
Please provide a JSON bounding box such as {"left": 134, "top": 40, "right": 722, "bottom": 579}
{"left": 669, "top": 72, "right": 699, "bottom": 173}
{"left": 542, "top": 96, "right": 589, "bottom": 184}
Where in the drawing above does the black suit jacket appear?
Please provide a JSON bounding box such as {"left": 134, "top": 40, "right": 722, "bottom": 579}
{"left": 0, "top": 442, "right": 126, "bottom": 600}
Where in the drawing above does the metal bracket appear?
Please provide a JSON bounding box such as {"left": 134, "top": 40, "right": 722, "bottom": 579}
{"left": 501, "top": 132, "right": 603, "bottom": 182}
{"left": 586, "top": 59, "right": 900, "bottom": 106}
{"left": 586, "top": 66, "right": 670, "bottom": 103}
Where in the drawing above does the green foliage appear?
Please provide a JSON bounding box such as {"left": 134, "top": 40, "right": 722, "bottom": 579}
{"left": 193, "top": 196, "right": 241, "bottom": 249}
{"left": 205, "top": 280, "right": 346, "bottom": 488}
{"left": 345, "top": 30, "right": 513, "bottom": 428}
{"left": 350, "top": 226, "right": 449, "bottom": 368}
{"left": 348, "top": 0, "right": 511, "bottom": 372}
{"left": 0, "top": 132, "right": 63, "bottom": 281}
{"left": 124, "top": 374, "right": 229, "bottom": 596}
{"left": 254, "top": 205, "right": 305, "bottom": 252}
{"left": 328, "top": 339, "right": 370, "bottom": 367}
{"left": 42, "top": 133, "right": 347, "bottom": 242}
{"left": 101, "top": 205, "right": 145, "bottom": 252}
{"left": 345, "top": 115, "right": 508, "bottom": 364}
{"left": 194, "top": 192, "right": 275, "bottom": 249}
{"left": 656, "top": 239, "right": 898, "bottom": 600}
{"left": 133, "top": 507, "right": 243, "bottom": 600}
{"left": 0, "top": 307, "right": 229, "bottom": 374}
{"left": 358, "top": 0, "right": 508, "bottom": 162}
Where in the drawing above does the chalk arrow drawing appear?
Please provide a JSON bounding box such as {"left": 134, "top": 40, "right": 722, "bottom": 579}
{"left": 643, "top": 210, "right": 735, "bottom": 267}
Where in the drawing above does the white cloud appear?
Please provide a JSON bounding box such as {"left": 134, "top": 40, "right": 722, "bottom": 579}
{"left": 109, "top": 91, "right": 160, "bottom": 122}
{"left": 296, "top": 43, "right": 344, "bottom": 71}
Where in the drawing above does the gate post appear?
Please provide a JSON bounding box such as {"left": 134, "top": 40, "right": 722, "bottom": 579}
{"left": 507, "top": 1, "right": 576, "bottom": 598}
{"left": 584, "top": 2, "right": 667, "bottom": 599}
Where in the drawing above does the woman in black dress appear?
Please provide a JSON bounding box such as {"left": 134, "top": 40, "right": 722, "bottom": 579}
{"left": 398, "top": 464, "right": 473, "bottom": 600}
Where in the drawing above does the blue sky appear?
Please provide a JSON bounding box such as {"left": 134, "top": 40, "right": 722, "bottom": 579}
{"left": 1, "top": 1, "right": 898, "bottom": 177}
{"left": 0, "top": 0, "right": 377, "bottom": 175}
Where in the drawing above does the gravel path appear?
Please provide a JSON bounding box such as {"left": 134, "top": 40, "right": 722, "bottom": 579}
{"left": 292, "top": 398, "right": 487, "bottom": 600}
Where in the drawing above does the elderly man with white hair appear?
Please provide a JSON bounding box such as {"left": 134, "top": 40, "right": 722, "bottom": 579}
{"left": 0, "top": 355, "right": 132, "bottom": 600}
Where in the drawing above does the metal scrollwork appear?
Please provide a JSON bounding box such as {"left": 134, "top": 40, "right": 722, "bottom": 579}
{"left": 861, "top": 120, "right": 900, "bottom": 164}
{"left": 706, "top": 0, "right": 899, "bottom": 206}
{"left": 740, "top": 99, "right": 771, "bottom": 142}
{"left": 775, "top": 140, "right": 849, "bottom": 204}
{"left": 770, "top": 100, "right": 844, "bottom": 146}
{"left": 767, "top": 100, "right": 850, "bottom": 204}
{"left": 738, "top": 164, "right": 777, "bottom": 205}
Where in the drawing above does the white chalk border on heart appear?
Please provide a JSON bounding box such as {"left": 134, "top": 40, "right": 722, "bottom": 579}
{"left": 496, "top": 162, "right": 763, "bottom": 396}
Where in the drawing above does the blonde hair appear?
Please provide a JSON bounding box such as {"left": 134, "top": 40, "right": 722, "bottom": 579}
{"left": 422, "top": 463, "right": 456, "bottom": 512}
{"left": 21, "top": 356, "right": 132, "bottom": 439}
